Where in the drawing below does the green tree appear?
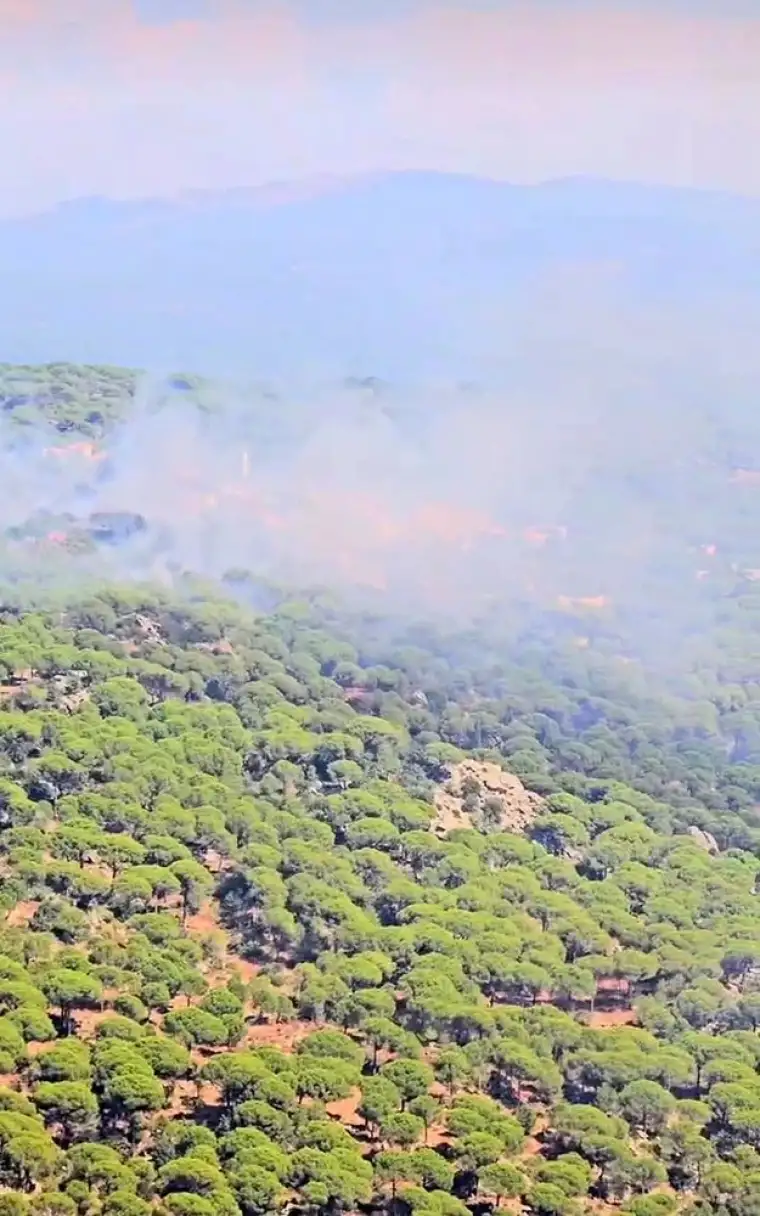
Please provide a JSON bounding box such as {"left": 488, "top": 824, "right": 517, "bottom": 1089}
{"left": 33, "top": 1080, "right": 99, "bottom": 1144}
{"left": 478, "top": 1163, "right": 526, "bottom": 1208}
{"left": 381, "top": 1059, "right": 434, "bottom": 1109}
{"left": 41, "top": 969, "right": 103, "bottom": 1037}
{"left": 380, "top": 1112, "right": 425, "bottom": 1148}
{"left": 358, "top": 1076, "right": 401, "bottom": 1138}
{"left": 620, "top": 1080, "right": 676, "bottom": 1136}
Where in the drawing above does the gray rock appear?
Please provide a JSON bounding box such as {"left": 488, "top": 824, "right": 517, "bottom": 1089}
{"left": 686, "top": 825, "right": 719, "bottom": 854}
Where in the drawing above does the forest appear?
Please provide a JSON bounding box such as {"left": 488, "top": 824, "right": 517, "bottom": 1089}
{"left": 0, "top": 363, "right": 759, "bottom": 1216}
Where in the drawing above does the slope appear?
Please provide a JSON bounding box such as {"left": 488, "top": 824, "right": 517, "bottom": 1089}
{"left": 0, "top": 586, "right": 760, "bottom": 1216}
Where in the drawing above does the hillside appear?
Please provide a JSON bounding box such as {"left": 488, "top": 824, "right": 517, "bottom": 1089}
{"left": 4, "top": 358, "right": 760, "bottom": 675}
{"left": 2, "top": 351, "right": 760, "bottom": 1215}
{"left": 2, "top": 172, "right": 760, "bottom": 375}
{"left": 1, "top": 573, "right": 760, "bottom": 1215}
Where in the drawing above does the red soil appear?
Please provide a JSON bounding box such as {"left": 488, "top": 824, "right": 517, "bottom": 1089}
{"left": 5, "top": 900, "right": 40, "bottom": 927}
{"left": 596, "top": 977, "right": 631, "bottom": 995}
{"left": 184, "top": 903, "right": 222, "bottom": 938}
{"left": 326, "top": 1087, "right": 364, "bottom": 1128}
{"left": 425, "top": 1123, "right": 452, "bottom": 1149}
{"left": 71, "top": 1008, "right": 114, "bottom": 1038}
{"left": 244, "top": 1020, "right": 323, "bottom": 1053}
{"left": 26, "top": 1041, "right": 57, "bottom": 1058}
{"left": 584, "top": 1008, "right": 638, "bottom": 1029}
{"left": 230, "top": 957, "right": 260, "bottom": 984}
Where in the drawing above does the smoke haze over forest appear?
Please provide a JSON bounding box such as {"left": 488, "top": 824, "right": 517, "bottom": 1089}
{"left": 3, "top": 243, "right": 760, "bottom": 650}
{"left": 3, "top": 2, "right": 760, "bottom": 656}
{"left": 7, "top": 13, "right": 760, "bottom": 1216}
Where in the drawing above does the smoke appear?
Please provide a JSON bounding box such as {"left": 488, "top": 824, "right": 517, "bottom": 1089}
{"left": 3, "top": 273, "right": 760, "bottom": 652}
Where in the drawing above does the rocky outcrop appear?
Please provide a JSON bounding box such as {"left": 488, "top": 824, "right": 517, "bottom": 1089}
{"left": 686, "top": 825, "right": 719, "bottom": 854}
{"left": 433, "top": 759, "right": 543, "bottom": 836}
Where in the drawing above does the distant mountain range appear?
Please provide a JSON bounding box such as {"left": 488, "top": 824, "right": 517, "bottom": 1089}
{"left": 1, "top": 171, "right": 759, "bottom": 377}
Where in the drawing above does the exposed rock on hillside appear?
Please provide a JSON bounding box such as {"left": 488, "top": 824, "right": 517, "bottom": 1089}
{"left": 687, "top": 825, "right": 720, "bottom": 854}
{"left": 433, "top": 758, "right": 543, "bottom": 836}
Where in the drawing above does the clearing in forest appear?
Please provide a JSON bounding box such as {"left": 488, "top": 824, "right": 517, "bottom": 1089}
{"left": 433, "top": 759, "right": 543, "bottom": 835}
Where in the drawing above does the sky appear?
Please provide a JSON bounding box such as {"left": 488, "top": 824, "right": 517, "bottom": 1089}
{"left": 3, "top": 0, "right": 760, "bottom": 215}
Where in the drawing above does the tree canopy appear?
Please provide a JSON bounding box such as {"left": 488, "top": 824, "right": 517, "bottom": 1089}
{"left": 2, "top": 361, "right": 760, "bottom": 1215}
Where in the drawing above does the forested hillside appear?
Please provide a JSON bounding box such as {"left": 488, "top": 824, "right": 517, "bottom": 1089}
{"left": 0, "top": 578, "right": 759, "bottom": 1215}
{"left": 2, "top": 362, "right": 760, "bottom": 1216}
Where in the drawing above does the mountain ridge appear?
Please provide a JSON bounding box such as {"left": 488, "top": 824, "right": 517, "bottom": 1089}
{"left": 2, "top": 170, "right": 759, "bottom": 377}
{"left": 25, "top": 169, "right": 760, "bottom": 221}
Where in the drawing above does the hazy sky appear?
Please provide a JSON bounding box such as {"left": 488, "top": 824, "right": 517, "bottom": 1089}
{"left": 3, "top": 0, "right": 760, "bottom": 214}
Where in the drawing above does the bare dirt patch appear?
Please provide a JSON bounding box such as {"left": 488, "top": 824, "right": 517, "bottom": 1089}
{"left": 5, "top": 900, "right": 40, "bottom": 927}
{"left": 184, "top": 900, "right": 260, "bottom": 986}
{"left": 244, "top": 1020, "right": 323, "bottom": 1053}
{"left": 185, "top": 902, "right": 223, "bottom": 939}
{"left": 583, "top": 1008, "right": 638, "bottom": 1029}
{"left": 426, "top": 1122, "right": 452, "bottom": 1149}
{"left": 433, "top": 760, "right": 543, "bottom": 835}
{"left": 519, "top": 1111, "right": 550, "bottom": 1160}
{"left": 230, "top": 957, "right": 260, "bottom": 984}
{"left": 26, "top": 1041, "right": 57, "bottom": 1058}
{"left": 326, "top": 1087, "right": 364, "bottom": 1128}
{"left": 595, "top": 977, "right": 631, "bottom": 999}
{"left": 71, "top": 1008, "right": 114, "bottom": 1038}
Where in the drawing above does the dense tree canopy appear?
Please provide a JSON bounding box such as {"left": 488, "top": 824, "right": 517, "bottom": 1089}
{"left": 2, "top": 362, "right": 760, "bottom": 1215}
